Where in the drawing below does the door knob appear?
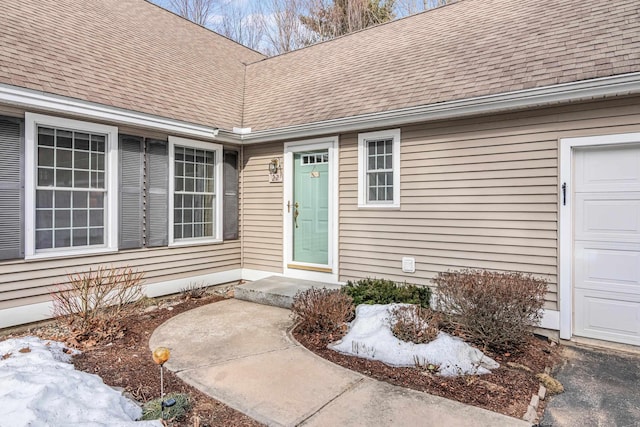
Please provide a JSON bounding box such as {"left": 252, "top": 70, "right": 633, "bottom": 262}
{"left": 294, "top": 202, "right": 299, "bottom": 228}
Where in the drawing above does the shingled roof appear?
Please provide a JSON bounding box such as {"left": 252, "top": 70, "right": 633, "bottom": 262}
{"left": 0, "top": 0, "right": 264, "bottom": 130}
{"left": 243, "top": 0, "right": 640, "bottom": 130}
{"left": 1, "top": 0, "right": 639, "bottom": 133}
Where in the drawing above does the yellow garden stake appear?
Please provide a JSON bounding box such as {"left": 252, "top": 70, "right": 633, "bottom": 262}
{"left": 152, "top": 347, "right": 175, "bottom": 420}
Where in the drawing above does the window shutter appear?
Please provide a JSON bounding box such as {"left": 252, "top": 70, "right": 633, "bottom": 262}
{"left": 146, "top": 139, "right": 168, "bottom": 247}
{"left": 223, "top": 150, "right": 239, "bottom": 240}
{"left": 119, "top": 135, "right": 144, "bottom": 249}
{"left": 0, "top": 117, "right": 24, "bottom": 260}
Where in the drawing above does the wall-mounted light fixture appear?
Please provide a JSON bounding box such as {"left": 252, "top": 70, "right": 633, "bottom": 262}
{"left": 269, "top": 158, "right": 280, "bottom": 174}
{"left": 269, "top": 158, "right": 283, "bottom": 183}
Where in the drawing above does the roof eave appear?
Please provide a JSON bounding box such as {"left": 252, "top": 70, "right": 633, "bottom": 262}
{"left": 0, "top": 83, "right": 221, "bottom": 141}
{"left": 3, "top": 72, "right": 640, "bottom": 145}
{"left": 237, "top": 72, "right": 640, "bottom": 144}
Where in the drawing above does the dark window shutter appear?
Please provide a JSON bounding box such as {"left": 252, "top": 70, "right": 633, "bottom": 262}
{"left": 0, "top": 117, "right": 24, "bottom": 260}
{"left": 118, "top": 135, "right": 144, "bottom": 249}
{"left": 146, "top": 139, "right": 168, "bottom": 247}
{"left": 223, "top": 150, "right": 239, "bottom": 240}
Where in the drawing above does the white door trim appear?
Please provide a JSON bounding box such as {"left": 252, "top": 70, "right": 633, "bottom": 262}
{"left": 559, "top": 131, "right": 640, "bottom": 340}
{"left": 283, "top": 136, "right": 339, "bottom": 283}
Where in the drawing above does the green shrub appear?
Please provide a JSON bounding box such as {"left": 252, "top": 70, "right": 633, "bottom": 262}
{"left": 142, "top": 392, "right": 190, "bottom": 421}
{"left": 292, "top": 288, "right": 355, "bottom": 334}
{"left": 391, "top": 305, "right": 442, "bottom": 344}
{"left": 433, "top": 269, "right": 548, "bottom": 352}
{"left": 342, "top": 278, "right": 431, "bottom": 307}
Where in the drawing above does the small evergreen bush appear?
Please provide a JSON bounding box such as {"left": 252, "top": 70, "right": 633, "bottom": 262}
{"left": 342, "top": 278, "right": 431, "bottom": 307}
{"left": 433, "top": 269, "right": 548, "bottom": 352}
{"left": 292, "top": 288, "right": 355, "bottom": 333}
{"left": 142, "top": 392, "right": 190, "bottom": 421}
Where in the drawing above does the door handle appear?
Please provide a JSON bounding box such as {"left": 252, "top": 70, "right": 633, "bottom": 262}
{"left": 294, "top": 202, "right": 299, "bottom": 228}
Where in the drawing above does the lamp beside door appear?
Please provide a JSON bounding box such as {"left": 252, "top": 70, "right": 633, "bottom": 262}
{"left": 269, "top": 158, "right": 282, "bottom": 183}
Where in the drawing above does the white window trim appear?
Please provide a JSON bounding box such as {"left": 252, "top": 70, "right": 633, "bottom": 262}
{"left": 358, "top": 128, "right": 401, "bottom": 208}
{"left": 24, "top": 112, "right": 119, "bottom": 259}
{"left": 168, "top": 136, "right": 223, "bottom": 246}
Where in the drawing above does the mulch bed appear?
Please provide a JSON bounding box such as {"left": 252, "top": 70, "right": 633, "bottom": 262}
{"left": 4, "top": 294, "right": 262, "bottom": 427}
{"left": 293, "top": 328, "right": 562, "bottom": 420}
{"left": 4, "top": 293, "right": 563, "bottom": 425}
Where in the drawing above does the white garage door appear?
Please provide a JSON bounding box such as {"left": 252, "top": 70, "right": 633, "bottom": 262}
{"left": 574, "top": 144, "right": 640, "bottom": 346}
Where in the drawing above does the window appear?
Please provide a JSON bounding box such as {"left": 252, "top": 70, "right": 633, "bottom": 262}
{"left": 301, "top": 153, "right": 328, "bottom": 165}
{"left": 358, "top": 129, "right": 400, "bottom": 208}
{"left": 25, "top": 113, "right": 118, "bottom": 257}
{"left": 169, "top": 136, "right": 222, "bottom": 245}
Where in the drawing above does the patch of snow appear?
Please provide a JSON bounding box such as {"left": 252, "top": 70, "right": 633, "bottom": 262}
{"left": 328, "top": 304, "right": 499, "bottom": 377}
{"left": 0, "top": 336, "right": 162, "bottom": 427}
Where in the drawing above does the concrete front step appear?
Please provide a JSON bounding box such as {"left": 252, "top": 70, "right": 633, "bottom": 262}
{"left": 234, "top": 276, "right": 341, "bottom": 308}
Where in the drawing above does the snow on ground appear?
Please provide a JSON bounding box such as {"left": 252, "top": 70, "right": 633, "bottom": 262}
{"left": 329, "top": 304, "right": 499, "bottom": 377}
{"left": 0, "top": 336, "right": 162, "bottom": 427}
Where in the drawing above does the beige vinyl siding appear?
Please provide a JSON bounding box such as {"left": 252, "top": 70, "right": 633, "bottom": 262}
{"left": 241, "top": 142, "right": 284, "bottom": 272}
{"left": 0, "top": 242, "right": 241, "bottom": 310}
{"left": 339, "top": 97, "right": 640, "bottom": 311}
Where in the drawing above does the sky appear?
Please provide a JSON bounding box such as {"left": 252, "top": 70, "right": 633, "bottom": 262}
{"left": 150, "top": 0, "right": 433, "bottom": 18}
{"left": 148, "top": 0, "right": 436, "bottom": 54}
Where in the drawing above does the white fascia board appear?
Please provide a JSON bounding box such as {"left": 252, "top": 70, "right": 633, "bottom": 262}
{"left": 0, "top": 83, "right": 219, "bottom": 140}
{"left": 4, "top": 72, "right": 640, "bottom": 145}
{"left": 215, "top": 129, "right": 244, "bottom": 143}
{"left": 240, "top": 72, "right": 640, "bottom": 144}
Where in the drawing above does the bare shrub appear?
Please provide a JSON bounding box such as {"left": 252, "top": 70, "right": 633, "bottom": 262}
{"left": 433, "top": 269, "right": 548, "bottom": 352}
{"left": 50, "top": 266, "right": 144, "bottom": 343}
{"left": 391, "top": 305, "right": 442, "bottom": 344}
{"left": 292, "top": 288, "right": 355, "bottom": 334}
{"left": 180, "top": 282, "right": 208, "bottom": 300}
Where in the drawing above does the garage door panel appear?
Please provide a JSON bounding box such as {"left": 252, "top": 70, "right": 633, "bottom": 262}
{"left": 574, "top": 194, "right": 640, "bottom": 242}
{"left": 575, "top": 144, "right": 640, "bottom": 192}
{"left": 575, "top": 289, "right": 640, "bottom": 346}
{"left": 573, "top": 143, "right": 640, "bottom": 346}
{"left": 575, "top": 244, "right": 640, "bottom": 295}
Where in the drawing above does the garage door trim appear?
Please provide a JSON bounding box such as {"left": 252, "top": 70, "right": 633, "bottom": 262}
{"left": 559, "top": 132, "right": 640, "bottom": 341}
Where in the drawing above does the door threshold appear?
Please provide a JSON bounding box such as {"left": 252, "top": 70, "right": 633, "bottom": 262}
{"left": 287, "top": 264, "right": 332, "bottom": 273}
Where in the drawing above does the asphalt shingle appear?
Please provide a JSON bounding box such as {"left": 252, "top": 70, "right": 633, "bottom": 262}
{"left": 243, "top": 0, "right": 640, "bottom": 130}
{"left": 0, "top": 0, "right": 264, "bottom": 129}
{"left": 1, "top": 0, "right": 639, "bottom": 132}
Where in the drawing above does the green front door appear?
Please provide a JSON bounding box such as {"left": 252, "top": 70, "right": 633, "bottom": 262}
{"left": 293, "top": 150, "right": 329, "bottom": 265}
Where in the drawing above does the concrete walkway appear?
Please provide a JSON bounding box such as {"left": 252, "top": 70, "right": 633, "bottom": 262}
{"left": 150, "top": 299, "right": 529, "bottom": 427}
